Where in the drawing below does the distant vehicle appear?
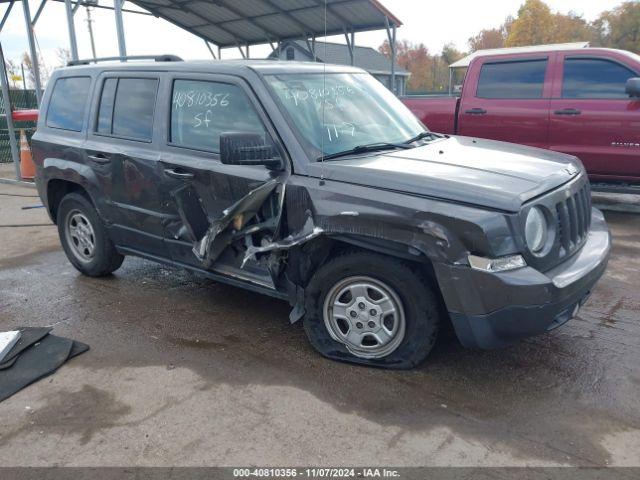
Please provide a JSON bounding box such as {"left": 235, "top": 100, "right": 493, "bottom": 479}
{"left": 402, "top": 44, "right": 640, "bottom": 185}
{"left": 31, "top": 57, "right": 609, "bottom": 368}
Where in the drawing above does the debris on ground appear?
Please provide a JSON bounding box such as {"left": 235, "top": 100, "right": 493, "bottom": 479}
{"left": 0, "top": 327, "right": 88, "bottom": 402}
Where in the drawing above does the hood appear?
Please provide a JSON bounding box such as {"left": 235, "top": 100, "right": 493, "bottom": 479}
{"left": 311, "top": 136, "right": 582, "bottom": 212}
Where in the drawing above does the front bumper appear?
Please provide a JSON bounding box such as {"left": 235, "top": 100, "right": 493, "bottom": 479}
{"left": 434, "top": 208, "right": 611, "bottom": 349}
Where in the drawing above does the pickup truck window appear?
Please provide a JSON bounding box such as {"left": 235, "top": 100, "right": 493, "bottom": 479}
{"left": 46, "top": 76, "right": 91, "bottom": 132}
{"left": 170, "top": 79, "right": 267, "bottom": 153}
{"left": 476, "top": 59, "right": 547, "bottom": 99}
{"left": 265, "top": 72, "right": 424, "bottom": 159}
{"left": 562, "top": 58, "right": 637, "bottom": 99}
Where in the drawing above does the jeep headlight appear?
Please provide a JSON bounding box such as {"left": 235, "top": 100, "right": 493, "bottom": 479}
{"left": 525, "top": 206, "right": 547, "bottom": 253}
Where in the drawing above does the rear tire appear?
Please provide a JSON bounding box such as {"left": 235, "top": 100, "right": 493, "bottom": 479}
{"left": 57, "top": 192, "right": 124, "bottom": 277}
{"left": 303, "top": 251, "right": 440, "bottom": 369}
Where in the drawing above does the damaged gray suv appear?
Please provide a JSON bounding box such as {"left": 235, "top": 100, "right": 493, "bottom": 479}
{"left": 32, "top": 57, "right": 611, "bottom": 368}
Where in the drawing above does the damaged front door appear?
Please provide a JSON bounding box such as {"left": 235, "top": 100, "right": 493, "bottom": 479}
{"left": 158, "top": 74, "right": 287, "bottom": 289}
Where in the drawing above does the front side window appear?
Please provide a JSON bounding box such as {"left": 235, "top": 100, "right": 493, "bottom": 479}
{"left": 476, "top": 59, "right": 548, "bottom": 99}
{"left": 96, "top": 77, "right": 158, "bottom": 141}
{"left": 170, "top": 79, "right": 267, "bottom": 153}
{"left": 265, "top": 73, "right": 425, "bottom": 159}
{"left": 46, "top": 76, "right": 91, "bottom": 131}
{"left": 563, "top": 58, "right": 636, "bottom": 99}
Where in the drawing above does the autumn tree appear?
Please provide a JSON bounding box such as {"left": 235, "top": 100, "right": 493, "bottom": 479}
{"left": 55, "top": 48, "right": 72, "bottom": 68}
{"left": 505, "top": 0, "right": 555, "bottom": 46}
{"left": 551, "top": 12, "right": 595, "bottom": 44}
{"left": 21, "top": 52, "right": 50, "bottom": 89}
{"left": 594, "top": 1, "right": 640, "bottom": 53}
{"left": 379, "top": 39, "right": 434, "bottom": 92}
{"left": 468, "top": 28, "right": 505, "bottom": 52}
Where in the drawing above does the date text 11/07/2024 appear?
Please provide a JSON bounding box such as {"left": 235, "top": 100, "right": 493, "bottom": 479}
{"left": 232, "top": 468, "right": 401, "bottom": 478}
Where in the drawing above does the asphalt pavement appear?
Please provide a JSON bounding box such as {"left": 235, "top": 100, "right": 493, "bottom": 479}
{"left": 0, "top": 181, "right": 639, "bottom": 467}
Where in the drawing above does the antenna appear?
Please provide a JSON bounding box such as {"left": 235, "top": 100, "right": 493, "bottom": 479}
{"left": 319, "top": 0, "right": 327, "bottom": 185}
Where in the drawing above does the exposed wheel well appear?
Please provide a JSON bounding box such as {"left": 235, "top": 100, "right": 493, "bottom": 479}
{"left": 47, "top": 180, "right": 92, "bottom": 224}
{"left": 288, "top": 236, "right": 439, "bottom": 289}
{"left": 296, "top": 237, "right": 455, "bottom": 354}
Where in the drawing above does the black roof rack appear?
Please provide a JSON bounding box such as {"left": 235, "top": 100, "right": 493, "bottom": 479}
{"left": 67, "top": 54, "right": 183, "bottom": 67}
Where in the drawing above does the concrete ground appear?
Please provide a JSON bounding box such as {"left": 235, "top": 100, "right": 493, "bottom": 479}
{"left": 0, "top": 181, "right": 639, "bottom": 467}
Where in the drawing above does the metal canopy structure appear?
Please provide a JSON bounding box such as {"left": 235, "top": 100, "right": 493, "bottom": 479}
{"left": 127, "top": 0, "right": 402, "bottom": 48}
{"left": 0, "top": 0, "right": 403, "bottom": 182}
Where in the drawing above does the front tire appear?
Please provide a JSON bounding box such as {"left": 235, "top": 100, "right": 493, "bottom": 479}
{"left": 303, "top": 251, "right": 440, "bottom": 369}
{"left": 57, "top": 192, "right": 124, "bottom": 277}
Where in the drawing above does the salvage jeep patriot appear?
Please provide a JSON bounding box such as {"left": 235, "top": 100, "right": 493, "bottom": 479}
{"left": 32, "top": 57, "right": 611, "bottom": 368}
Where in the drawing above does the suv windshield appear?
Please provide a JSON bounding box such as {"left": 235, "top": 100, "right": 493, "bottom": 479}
{"left": 265, "top": 72, "right": 427, "bottom": 160}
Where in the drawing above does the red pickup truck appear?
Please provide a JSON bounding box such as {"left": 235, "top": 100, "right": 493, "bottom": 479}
{"left": 402, "top": 45, "right": 640, "bottom": 184}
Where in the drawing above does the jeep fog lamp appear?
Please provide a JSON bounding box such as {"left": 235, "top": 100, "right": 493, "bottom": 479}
{"left": 468, "top": 254, "right": 526, "bottom": 272}
{"left": 525, "top": 206, "right": 547, "bottom": 253}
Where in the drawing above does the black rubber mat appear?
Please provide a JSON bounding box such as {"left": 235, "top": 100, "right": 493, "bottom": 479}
{"left": 0, "top": 329, "right": 89, "bottom": 402}
{"left": 0, "top": 327, "right": 52, "bottom": 370}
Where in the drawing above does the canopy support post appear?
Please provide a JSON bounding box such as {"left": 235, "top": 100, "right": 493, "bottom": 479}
{"left": 205, "top": 41, "right": 217, "bottom": 59}
{"left": 0, "top": 2, "right": 14, "bottom": 32}
{"left": 32, "top": 0, "right": 48, "bottom": 26}
{"left": 344, "top": 29, "right": 355, "bottom": 66}
{"left": 64, "top": 0, "right": 79, "bottom": 61}
{"left": 0, "top": 43, "right": 22, "bottom": 181}
{"left": 114, "top": 0, "right": 127, "bottom": 58}
{"left": 385, "top": 18, "right": 397, "bottom": 95}
{"left": 22, "top": 0, "right": 42, "bottom": 105}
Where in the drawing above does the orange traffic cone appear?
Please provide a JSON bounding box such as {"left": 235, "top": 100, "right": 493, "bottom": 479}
{"left": 19, "top": 129, "right": 36, "bottom": 180}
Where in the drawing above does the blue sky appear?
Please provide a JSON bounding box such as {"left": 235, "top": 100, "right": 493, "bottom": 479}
{"left": 0, "top": 0, "right": 625, "bottom": 85}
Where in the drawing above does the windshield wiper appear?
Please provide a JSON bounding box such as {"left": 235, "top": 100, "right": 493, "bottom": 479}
{"left": 403, "top": 131, "right": 441, "bottom": 144}
{"left": 317, "top": 142, "right": 412, "bottom": 162}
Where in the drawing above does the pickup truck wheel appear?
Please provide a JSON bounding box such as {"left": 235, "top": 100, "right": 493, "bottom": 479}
{"left": 57, "top": 192, "right": 124, "bottom": 277}
{"left": 303, "top": 251, "right": 440, "bottom": 369}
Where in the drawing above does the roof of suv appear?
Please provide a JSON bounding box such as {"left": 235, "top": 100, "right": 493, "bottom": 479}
{"left": 57, "top": 60, "right": 366, "bottom": 77}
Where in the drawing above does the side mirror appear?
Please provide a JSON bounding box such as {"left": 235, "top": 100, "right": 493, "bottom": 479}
{"left": 626, "top": 78, "right": 640, "bottom": 98}
{"left": 220, "top": 132, "right": 282, "bottom": 169}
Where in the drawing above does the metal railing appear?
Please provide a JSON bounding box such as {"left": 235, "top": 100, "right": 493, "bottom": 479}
{"left": 0, "top": 89, "right": 38, "bottom": 164}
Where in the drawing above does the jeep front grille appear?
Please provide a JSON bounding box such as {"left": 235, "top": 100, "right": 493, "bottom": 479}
{"left": 555, "top": 182, "right": 591, "bottom": 257}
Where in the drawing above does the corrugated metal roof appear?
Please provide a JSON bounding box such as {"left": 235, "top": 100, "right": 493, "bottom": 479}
{"left": 270, "top": 40, "right": 409, "bottom": 75}
{"left": 129, "top": 0, "right": 402, "bottom": 48}
{"left": 449, "top": 42, "right": 590, "bottom": 68}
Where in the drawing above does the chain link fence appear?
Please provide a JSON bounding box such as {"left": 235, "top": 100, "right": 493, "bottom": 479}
{"left": 0, "top": 89, "right": 38, "bottom": 164}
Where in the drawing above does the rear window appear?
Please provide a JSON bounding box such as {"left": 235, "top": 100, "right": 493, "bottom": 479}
{"left": 46, "top": 76, "right": 91, "bottom": 131}
{"left": 563, "top": 58, "right": 637, "bottom": 99}
{"left": 95, "top": 77, "right": 158, "bottom": 141}
{"left": 476, "top": 59, "right": 547, "bottom": 99}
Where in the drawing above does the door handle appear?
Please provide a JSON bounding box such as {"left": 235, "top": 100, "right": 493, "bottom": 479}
{"left": 87, "top": 153, "right": 111, "bottom": 164}
{"left": 465, "top": 108, "right": 487, "bottom": 115}
{"left": 554, "top": 108, "right": 582, "bottom": 116}
{"left": 164, "top": 168, "right": 195, "bottom": 180}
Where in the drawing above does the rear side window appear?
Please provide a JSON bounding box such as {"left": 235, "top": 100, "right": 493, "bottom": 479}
{"left": 170, "top": 79, "right": 267, "bottom": 153}
{"left": 563, "top": 58, "right": 636, "bottom": 99}
{"left": 97, "top": 78, "right": 117, "bottom": 134}
{"left": 46, "top": 76, "right": 91, "bottom": 131}
{"left": 95, "top": 77, "right": 158, "bottom": 141}
{"left": 476, "top": 59, "right": 547, "bottom": 99}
